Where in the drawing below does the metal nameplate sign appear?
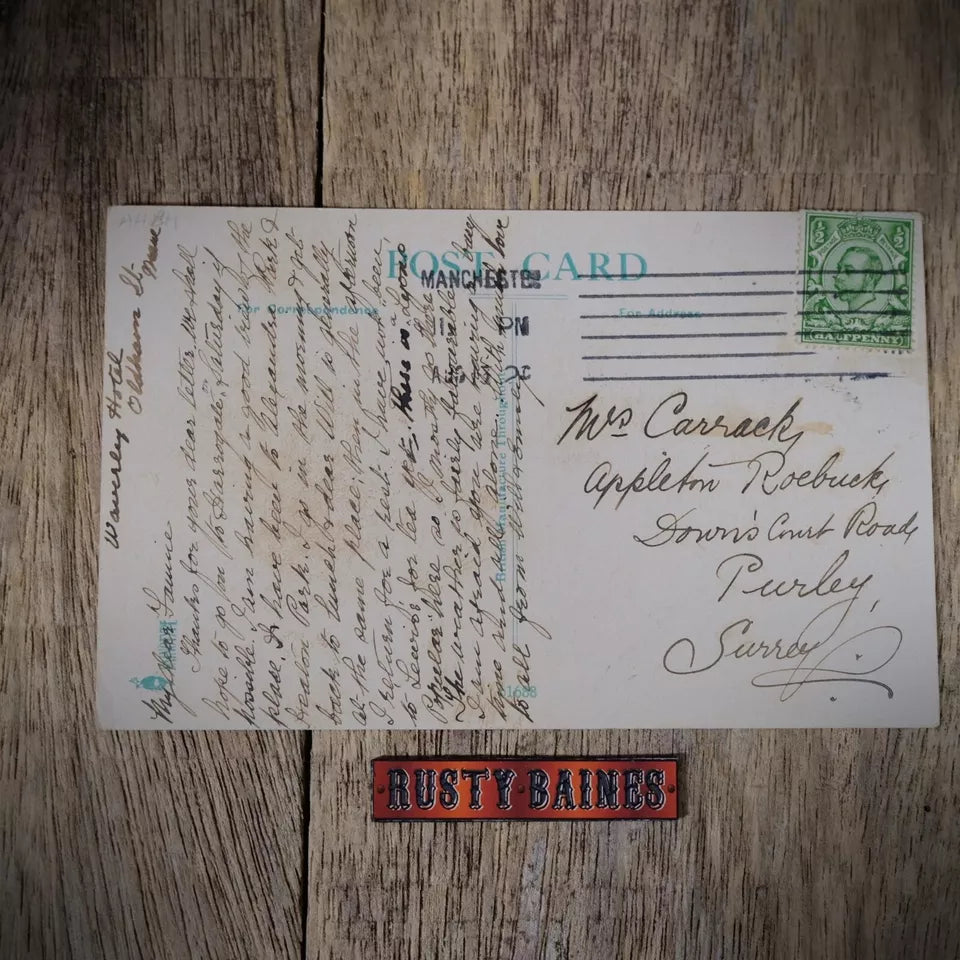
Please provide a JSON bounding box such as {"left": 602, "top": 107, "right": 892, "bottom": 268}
{"left": 372, "top": 756, "right": 679, "bottom": 821}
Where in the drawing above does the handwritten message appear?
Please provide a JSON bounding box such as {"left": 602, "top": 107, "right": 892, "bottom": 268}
{"left": 103, "top": 210, "right": 542, "bottom": 728}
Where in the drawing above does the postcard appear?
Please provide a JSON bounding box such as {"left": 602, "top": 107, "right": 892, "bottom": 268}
{"left": 97, "top": 207, "right": 939, "bottom": 729}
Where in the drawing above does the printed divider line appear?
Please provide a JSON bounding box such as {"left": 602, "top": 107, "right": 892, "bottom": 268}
{"left": 575, "top": 269, "right": 904, "bottom": 279}
{"left": 795, "top": 329, "right": 911, "bottom": 335}
{"left": 583, "top": 331, "right": 910, "bottom": 342}
{"left": 579, "top": 288, "right": 908, "bottom": 299}
{"left": 581, "top": 350, "right": 815, "bottom": 361}
{"left": 801, "top": 309, "right": 911, "bottom": 315}
{"left": 580, "top": 311, "right": 788, "bottom": 319}
{"left": 584, "top": 371, "right": 890, "bottom": 382}
{"left": 580, "top": 309, "right": 909, "bottom": 318}
{"left": 582, "top": 289, "right": 796, "bottom": 299}
{"left": 582, "top": 331, "right": 789, "bottom": 340}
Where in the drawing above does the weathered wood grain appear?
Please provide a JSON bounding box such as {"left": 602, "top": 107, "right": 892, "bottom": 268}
{"left": 311, "top": 3, "right": 960, "bottom": 959}
{"left": 4, "top": 0, "right": 959, "bottom": 957}
{"left": 0, "top": 1, "right": 320, "bottom": 958}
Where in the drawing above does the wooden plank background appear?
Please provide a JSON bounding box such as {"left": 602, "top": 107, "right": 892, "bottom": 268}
{"left": 2, "top": 1, "right": 958, "bottom": 958}
{"left": 0, "top": 1, "right": 320, "bottom": 958}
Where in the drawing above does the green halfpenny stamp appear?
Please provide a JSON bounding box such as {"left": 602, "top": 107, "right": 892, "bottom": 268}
{"left": 801, "top": 212, "right": 913, "bottom": 349}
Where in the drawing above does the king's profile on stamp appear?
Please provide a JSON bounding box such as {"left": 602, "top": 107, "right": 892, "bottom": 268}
{"left": 801, "top": 213, "right": 913, "bottom": 349}
{"left": 833, "top": 245, "right": 885, "bottom": 312}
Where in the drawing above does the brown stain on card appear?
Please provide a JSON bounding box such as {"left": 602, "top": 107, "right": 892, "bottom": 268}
{"left": 798, "top": 420, "right": 834, "bottom": 436}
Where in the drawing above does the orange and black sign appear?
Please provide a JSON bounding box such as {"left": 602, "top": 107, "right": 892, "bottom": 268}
{"left": 372, "top": 756, "right": 679, "bottom": 821}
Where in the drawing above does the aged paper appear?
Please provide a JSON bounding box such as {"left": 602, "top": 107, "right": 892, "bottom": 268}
{"left": 97, "top": 208, "right": 939, "bottom": 728}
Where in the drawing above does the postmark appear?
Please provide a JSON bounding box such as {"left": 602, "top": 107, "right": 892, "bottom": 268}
{"left": 801, "top": 213, "right": 913, "bottom": 349}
